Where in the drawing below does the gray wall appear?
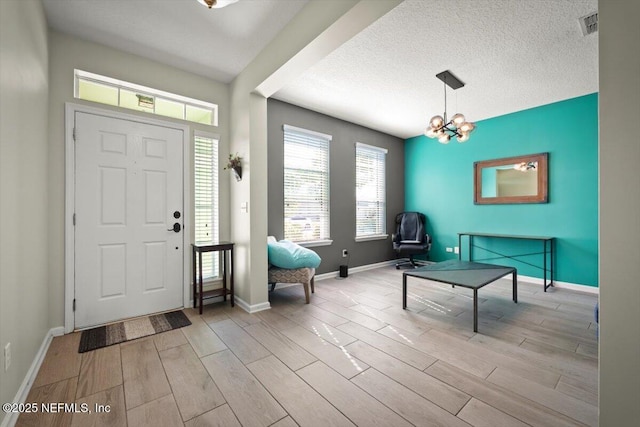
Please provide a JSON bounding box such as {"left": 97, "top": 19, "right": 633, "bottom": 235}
{"left": 267, "top": 99, "right": 404, "bottom": 274}
{"left": 598, "top": 0, "right": 640, "bottom": 423}
{"left": 0, "top": 0, "right": 50, "bottom": 416}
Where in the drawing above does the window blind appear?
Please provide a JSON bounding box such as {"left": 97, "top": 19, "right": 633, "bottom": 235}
{"left": 283, "top": 125, "right": 331, "bottom": 243}
{"left": 194, "top": 134, "right": 219, "bottom": 278}
{"left": 356, "top": 142, "right": 387, "bottom": 237}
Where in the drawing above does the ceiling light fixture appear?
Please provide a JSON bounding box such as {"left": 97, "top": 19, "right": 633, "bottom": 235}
{"left": 196, "top": 0, "right": 239, "bottom": 9}
{"left": 514, "top": 161, "right": 538, "bottom": 172}
{"left": 424, "top": 70, "right": 476, "bottom": 144}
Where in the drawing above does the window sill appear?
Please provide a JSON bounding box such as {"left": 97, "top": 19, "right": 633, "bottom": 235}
{"left": 297, "top": 239, "right": 333, "bottom": 248}
{"left": 355, "top": 234, "right": 389, "bottom": 242}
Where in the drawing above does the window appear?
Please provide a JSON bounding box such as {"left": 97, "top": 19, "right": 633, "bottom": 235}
{"left": 355, "top": 142, "right": 387, "bottom": 240}
{"left": 75, "top": 69, "right": 218, "bottom": 126}
{"left": 194, "top": 133, "right": 219, "bottom": 279}
{"left": 283, "top": 124, "right": 331, "bottom": 244}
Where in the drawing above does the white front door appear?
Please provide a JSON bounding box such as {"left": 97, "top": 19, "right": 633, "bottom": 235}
{"left": 74, "top": 112, "right": 184, "bottom": 328}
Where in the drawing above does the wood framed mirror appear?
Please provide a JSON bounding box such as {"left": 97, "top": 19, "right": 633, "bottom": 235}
{"left": 474, "top": 152, "right": 548, "bottom": 204}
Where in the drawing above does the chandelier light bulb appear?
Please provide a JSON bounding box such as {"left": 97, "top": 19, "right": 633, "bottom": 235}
{"left": 429, "top": 115, "right": 444, "bottom": 129}
{"left": 425, "top": 127, "right": 437, "bottom": 138}
{"left": 459, "top": 122, "right": 476, "bottom": 133}
{"left": 457, "top": 132, "right": 470, "bottom": 143}
{"left": 438, "top": 133, "right": 451, "bottom": 144}
{"left": 451, "top": 113, "right": 466, "bottom": 127}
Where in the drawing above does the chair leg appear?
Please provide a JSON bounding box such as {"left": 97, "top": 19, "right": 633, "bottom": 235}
{"left": 303, "top": 281, "right": 310, "bottom": 304}
{"left": 396, "top": 258, "right": 413, "bottom": 269}
{"left": 310, "top": 276, "right": 315, "bottom": 293}
{"left": 270, "top": 282, "right": 276, "bottom": 292}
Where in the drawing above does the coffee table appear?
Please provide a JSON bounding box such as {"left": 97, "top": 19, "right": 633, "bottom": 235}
{"left": 402, "top": 260, "right": 517, "bottom": 332}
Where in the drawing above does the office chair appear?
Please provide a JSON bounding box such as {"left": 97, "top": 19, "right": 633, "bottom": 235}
{"left": 392, "top": 212, "right": 431, "bottom": 269}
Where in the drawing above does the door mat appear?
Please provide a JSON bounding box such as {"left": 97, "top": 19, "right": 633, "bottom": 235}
{"left": 78, "top": 310, "right": 191, "bottom": 353}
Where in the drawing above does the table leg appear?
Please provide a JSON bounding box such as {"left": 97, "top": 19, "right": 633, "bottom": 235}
{"left": 513, "top": 270, "right": 518, "bottom": 303}
{"left": 543, "top": 240, "right": 548, "bottom": 292}
{"left": 192, "top": 246, "right": 196, "bottom": 309}
{"left": 473, "top": 289, "right": 478, "bottom": 333}
{"left": 402, "top": 274, "right": 407, "bottom": 309}
{"left": 549, "top": 239, "right": 554, "bottom": 290}
{"left": 198, "top": 251, "right": 203, "bottom": 315}
{"left": 230, "top": 247, "right": 234, "bottom": 307}
{"left": 222, "top": 250, "right": 227, "bottom": 302}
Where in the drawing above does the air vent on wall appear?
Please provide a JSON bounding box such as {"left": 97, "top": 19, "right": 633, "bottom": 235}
{"left": 579, "top": 12, "right": 598, "bottom": 36}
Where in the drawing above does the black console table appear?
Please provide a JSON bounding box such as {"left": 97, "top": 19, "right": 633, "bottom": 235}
{"left": 457, "top": 232, "right": 554, "bottom": 291}
{"left": 192, "top": 242, "right": 234, "bottom": 314}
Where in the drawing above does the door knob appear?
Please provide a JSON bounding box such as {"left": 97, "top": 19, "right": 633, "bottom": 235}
{"left": 168, "top": 223, "right": 181, "bottom": 233}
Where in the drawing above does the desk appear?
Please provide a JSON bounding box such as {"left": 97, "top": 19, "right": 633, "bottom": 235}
{"left": 403, "top": 260, "right": 517, "bottom": 332}
{"left": 458, "top": 232, "right": 554, "bottom": 291}
{"left": 192, "top": 242, "right": 234, "bottom": 314}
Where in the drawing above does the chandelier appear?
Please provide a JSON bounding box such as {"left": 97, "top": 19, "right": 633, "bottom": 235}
{"left": 424, "top": 70, "right": 476, "bottom": 144}
{"left": 196, "top": 0, "right": 239, "bottom": 9}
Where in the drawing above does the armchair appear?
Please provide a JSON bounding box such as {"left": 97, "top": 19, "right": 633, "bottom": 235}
{"left": 392, "top": 212, "right": 431, "bottom": 269}
{"left": 267, "top": 236, "right": 319, "bottom": 303}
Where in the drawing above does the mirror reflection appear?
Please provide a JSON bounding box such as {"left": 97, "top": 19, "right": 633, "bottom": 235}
{"left": 480, "top": 162, "right": 538, "bottom": 198}
{"left": 474, "top": 153, "right": 548, "bottom": 204}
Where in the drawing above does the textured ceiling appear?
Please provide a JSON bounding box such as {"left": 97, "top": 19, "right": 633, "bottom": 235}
{"left": 274, "top": 0, "right": 599, "bottom": 138}
{"left": 42, "top": 0, "right": 598, "bottom": 139}
{"left": 42, "top": 0, "right": 309, "bottom": 83}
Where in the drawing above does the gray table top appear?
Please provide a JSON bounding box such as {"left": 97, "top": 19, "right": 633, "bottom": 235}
{"left": 403, "top": 260, "right": 516, "bottom": 289}
{"left": 458, "top": 232, "right": 554, "bottom": 241}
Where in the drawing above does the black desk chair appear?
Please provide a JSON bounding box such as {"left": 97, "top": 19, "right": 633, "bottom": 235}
{"left": 392, "top": 212, "right": 431, "bottom": 269}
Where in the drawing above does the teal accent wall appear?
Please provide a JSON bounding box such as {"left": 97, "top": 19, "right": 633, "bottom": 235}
{"left": 481, "top": 167, "right": 497, "bottom": 197}
{"left": 405, "top": 93, "right": 599, "bottom": 286}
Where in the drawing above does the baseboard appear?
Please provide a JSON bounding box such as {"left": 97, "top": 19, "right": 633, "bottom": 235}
{"left": 311, "top": 261, "right": 599, "bottom": 295}
{"left": 1, "top": 327, "right": 64, "bottom": 427}
{"left": 315, "top": 259, "right": 398, "bottom": 281}
{"left": 188, "top": 294, "right": 270, "bottom": 314}
{"left": 234, "top": 296, "right": 271, "bottom": 314}
{"left": 518, "top": 274, "right": 599, "bottom": 295}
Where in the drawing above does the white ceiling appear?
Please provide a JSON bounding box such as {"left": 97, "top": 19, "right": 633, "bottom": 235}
{"left": 42, "top": 0, "right": 598, "bottom": 139}
{"left": 274, "top": 0, "right": 599, "bottom": 138}
{"left": 42, "top": 0, "right": 309, "bottom": 83}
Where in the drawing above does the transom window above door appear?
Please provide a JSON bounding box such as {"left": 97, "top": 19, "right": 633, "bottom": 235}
{"left": 74, "top": 69, "right": 218, "bottom": 126}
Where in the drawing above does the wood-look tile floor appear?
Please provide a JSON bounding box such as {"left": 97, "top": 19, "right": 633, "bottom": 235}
{"left": 17, "top": 266, "right": 598, "bottom": 426}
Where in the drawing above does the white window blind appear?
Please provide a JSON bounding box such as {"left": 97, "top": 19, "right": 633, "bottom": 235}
{"left": 194, "top": 134, "right": 219, "bottom": 279}
{"left": 283, "top": 125, "right": 331, "bottom": 243}
{"left": 356, "top": 142, "right": 387, "bottom": 238}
